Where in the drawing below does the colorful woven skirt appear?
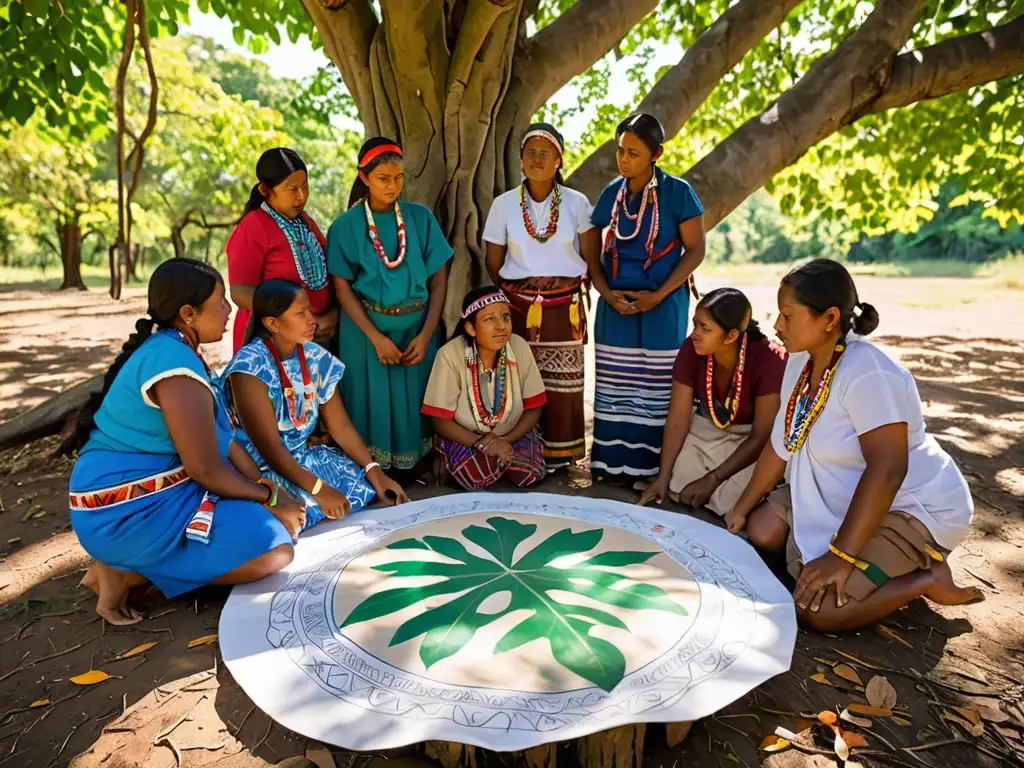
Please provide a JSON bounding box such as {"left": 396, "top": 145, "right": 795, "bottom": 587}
{"left": 502, "top": 276, "right": 586, "bottom": 469}
{"left": 435, "top": 431, "right": 545, "bottom": 490}
{"left": 591, "top": 288, "right": 689, "bottom": 478}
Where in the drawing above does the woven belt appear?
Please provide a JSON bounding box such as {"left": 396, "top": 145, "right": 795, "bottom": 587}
{"left": 361, "top": 299, "right": 425, "bottom": 316}
{"left": 69, "top": 466, "right": 189, "bottom": 510}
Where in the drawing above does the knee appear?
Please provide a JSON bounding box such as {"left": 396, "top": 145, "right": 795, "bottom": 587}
{"left": 797, "top": 605, "right": 847, "bottom": 633}
{"left": 251, "top": 544, "right": 294, "bottom": 580}
{"left": 745, "top": 508, "right": 786, "bottom": 552}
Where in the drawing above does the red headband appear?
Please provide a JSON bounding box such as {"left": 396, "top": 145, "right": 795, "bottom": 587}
{"left": 359, "top": 144, "right": 403, "bottom": 168}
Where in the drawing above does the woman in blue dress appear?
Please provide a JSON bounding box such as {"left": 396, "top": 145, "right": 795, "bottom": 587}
{"left": 223, "top": 279, "right": 408, "bottom": 527}
{"left": 70, "top": 259, "right": 304, "bottom": 625}
{"left": 587, "top": 113, "right": 707, "bottom": 481}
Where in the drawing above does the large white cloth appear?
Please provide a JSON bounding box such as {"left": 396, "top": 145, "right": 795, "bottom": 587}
{"left": 771, "top": 336, "right": 972, "bottom": 562}
{"left": 483, "top": 184, "right": 595, "bottom": 280}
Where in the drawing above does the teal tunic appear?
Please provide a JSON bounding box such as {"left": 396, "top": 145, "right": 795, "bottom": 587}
{"left": 327, "top": 200, "right": 453, "bottom": 470}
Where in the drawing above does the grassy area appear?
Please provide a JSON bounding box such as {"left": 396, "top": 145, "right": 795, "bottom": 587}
{"left": 0, "top": 264, "right": 152, "bottom": 292}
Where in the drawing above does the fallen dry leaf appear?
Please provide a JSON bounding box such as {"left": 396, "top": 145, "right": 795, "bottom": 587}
{"left": 994, "top": 725, "right": 1021, "bottom": 741}
{"left": 116, "top": 641, "right": 158, "bottom": 660}
{"left": 943, "top": 712, "right": 984, "bottom": 737}
{"left": 865, "top": 675, "right": 898, "bottom": 709}
{"left": 29, "top": 699, "right": 51, "bottom": 708}
{"left": 6, "top": 538, "right": 21, "bottom": 545}
{"left": 833, "top": 663, "right": 864, "bottom": 687}
{"left": 891, "top": 717, "right": 913, "bottom": 727}
{"left": 69, "top": 670, "right": 111, "bottom": 686}
{"left": 975, "top": 704, "right": 1010, "bottom": 724}
{"left": 843, "top": 731, "right": 868, "bottom": 748}
{"left": 833, "top": 727, "right": 850, "bottom": 761}
{"left": 306, "top": 747, "right": 338, "bottom": 768}
{"left": 187, "top": 634, "right": 218, "bottom": 648}
{"left": 841, "top": 709, "right": 873, "bottom": 728}
{"left": 810, "top": 672, "right": 834, "bottom": 687}
{"left": 848, "top": 704, "right": 894, "bottom": 717}
{"left": 878, "top": 624, "right": 913, "bottom": 649}
{"left": 952, "top": 707, "right": 981, "bottom": 726}
{"left": 759, "top": 734, "right": 791, "bottom": 752}
{"left": 818, "top": 711, "right": 838, "bottom": 726}
{"left": 835, "top": 650, "right": 882, "bottom": 670}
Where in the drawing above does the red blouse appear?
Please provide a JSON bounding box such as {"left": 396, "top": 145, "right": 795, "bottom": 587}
{"left": 671, "top": 336, "right": 787, "bottom": 425}
{"left": 226, "top": 208, "right": 330, "bottom": 352}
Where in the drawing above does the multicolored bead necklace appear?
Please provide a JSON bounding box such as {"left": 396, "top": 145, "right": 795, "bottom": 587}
{"left": 705, "top": 332, "right": 747, "bottom": 429}
{"left": 519, "top": 183, "right": 560, "bottom": 243}
{"left": 263, "top": 338, "right": 316, "bottom": 428}
{"left": 783, "top": 342, "right": 845, "bottom": 453}
{"left": 260, "top": 202, "right": 327, "bottom": 291}
{"left": 602, "top": 173, "right": 660, "bottom": 279}
{"left": 364, "top": 199, "right": 407, "bottom": 269}
{"left": 467, "top": 343, "right": 509, "bottom": 428}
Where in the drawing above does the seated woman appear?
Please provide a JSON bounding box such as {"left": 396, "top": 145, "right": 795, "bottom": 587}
{"left": 224, "top": 280, "right": 408, "bottom": 530}
{"left": 726, "top": 259, "right": 982, "bottom": 632}
{"left": 421, "top": 287, "right": 548, "bottom": 490}
{"left": 639, "top": 288, "right": 786, "bottom": 515}
{"left": 70, "top": 259, "right": 304, "bottom": 625}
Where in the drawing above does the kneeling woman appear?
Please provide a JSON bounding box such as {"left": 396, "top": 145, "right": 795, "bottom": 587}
{"left": 224, "top": 280, "right": 407, "bottom": 529}
{"left": 421, "top": 288, "right": 548, "bottom": 490}
{"left": 727, "top": 259, "right": 981, "bottom": 632}
{"left": 640, "top": 288, "right": 786, "bottom": 514}
{"left": 70, "top": 259, "right": 304, "bottom": 625}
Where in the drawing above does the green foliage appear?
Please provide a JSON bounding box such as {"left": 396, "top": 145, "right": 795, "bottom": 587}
{"left": 343, "top": 516, "right": 686, "bottom": 692}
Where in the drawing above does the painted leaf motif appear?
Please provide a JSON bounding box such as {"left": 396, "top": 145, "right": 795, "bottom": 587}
{"left": 342, "top": 516, "right": 687, "bottom": 692}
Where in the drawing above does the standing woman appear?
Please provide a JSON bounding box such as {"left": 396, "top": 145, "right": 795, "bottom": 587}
{"left": 69, "top": 259, "right": 303, "bottom": 625}
{"left": 226, "top": 148, "right": 336, "bottom": 353}
{"left": 727, "top": 259, "right": 981, "bottom": 632}
{"left": 639, "top": 288, "right": 786, "bottom": 515}
{"left": 327, "top": 138, "right": 453, "bottom": 475}
{"left": 587, "top": 113, "right": 706, "bottom": 481}
{"left": 483, "top": 122, "right": 599, "bottom": 471}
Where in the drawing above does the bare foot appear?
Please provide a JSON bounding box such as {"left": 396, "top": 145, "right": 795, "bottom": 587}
{"left": 90, "top": 562, "right": 147, "bottom": 625}
{"left": 924, "top": 562, "right": 985, "bottom": 606}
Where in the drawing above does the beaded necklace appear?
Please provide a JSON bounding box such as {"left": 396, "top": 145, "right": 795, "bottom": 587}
{"left": 467, "top": 343, "right": 509, "bottom": 428}
{"left": 364, "top": 199, "right": 407, "bottom": 269}
{"left": 783, "top": 342, "right": 845, "bottom": 453}
{"left": 705, "top": 332, "right": 747, "bottom": 429}
{"left": 263, "top": 338, "right": 315, "bottom": 428}
{"left": 260, "top": 203, "right": 327, "bottom": 291}
{"left": 519, "top": 183, "right": 560, "bottom": 243}
{"left": 602, "top": 173, "right": 660, "bottom": 280}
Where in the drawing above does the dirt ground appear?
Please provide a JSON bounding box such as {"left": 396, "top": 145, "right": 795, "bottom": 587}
{"left": 0, "top": 275, "right": 1022, "bottom": 768}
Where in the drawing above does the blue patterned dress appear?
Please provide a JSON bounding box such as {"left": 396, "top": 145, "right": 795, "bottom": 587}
{"left": 222, "top": 339, "right": 376, "bottom": 529}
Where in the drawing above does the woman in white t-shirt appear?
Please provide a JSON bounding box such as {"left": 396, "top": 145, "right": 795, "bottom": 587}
{"left": 726, "top": 259, "right": 981, "bottom": 632}
{"left": 483, "top": 122, "right": 600, "bottom": 471}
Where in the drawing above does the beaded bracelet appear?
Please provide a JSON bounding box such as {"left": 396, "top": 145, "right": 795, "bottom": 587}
{"left": 257, "top": 478, "right": 279, "bottom": 509}
{"left": 828, "top": 539, "right": 888, "bottom": 587}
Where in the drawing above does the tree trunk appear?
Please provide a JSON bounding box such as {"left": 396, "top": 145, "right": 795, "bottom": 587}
{"left": 108, "top": 240, "right": 123, "bottom": 300}
{"left": 171, "top": 223, "right": 187, "bottom": 260}
{"left": 57, "top": 216, "right": 87, "bottom": 291}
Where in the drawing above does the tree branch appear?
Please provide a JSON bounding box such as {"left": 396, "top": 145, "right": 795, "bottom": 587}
{"left": 514, "top": 0, "right": 658, "bottom": 117}
{"left": 447, "top": 0, "right": 517, "bottom": 93}
{"left": 866, "top": 15, "right": 1024, "bottom": 114}
{"left": 299, "top": 0, "right": 379, "bottom": 129}
{"left": 683, "top": 0, "right": 924, "bottom": 229}
{"left": 568, "top": 0, "right": 804, "bottom": 199}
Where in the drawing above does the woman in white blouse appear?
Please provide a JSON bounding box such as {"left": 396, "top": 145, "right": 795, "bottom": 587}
{"left": 483, "top": 122, "right": 600, "bottom": 472}
{"left": 726, "top": 259, "right": 982, "bottom": 632}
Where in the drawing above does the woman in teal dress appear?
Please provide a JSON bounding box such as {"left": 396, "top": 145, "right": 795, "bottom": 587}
{"left": 327, "top": 137, "right": 453, "bottom": 474}
{"left": 68, "top": 259, "right": 303, "bottom": 625}
{"left": 223, "top": 279, "right": 408, "bottom": 529}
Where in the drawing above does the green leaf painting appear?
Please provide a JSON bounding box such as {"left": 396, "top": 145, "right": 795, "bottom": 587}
{"left": 341, "top": 517, "right": 687, "bottom": 692}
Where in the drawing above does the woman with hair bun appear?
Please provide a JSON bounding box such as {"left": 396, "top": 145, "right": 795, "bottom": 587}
{"left": 68, "top": 259, "right": 304, "bottom": 625}
{"left": 226, "top": 148, "right": 336, "bottom": 352}
{"left": 727, "top": 259, "right": 982, "bottom": 632}
{"left": 587, "top": 113, "right": 707, "bottom": 481}
{"left": 639, "top": 287, "right": 786, "bottom": 515}
{"left": 327, "top": 137, "right": 453, "bottom": 476}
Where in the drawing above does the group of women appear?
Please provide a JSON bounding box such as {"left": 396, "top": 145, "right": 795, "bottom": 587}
{"left": 68, "top": 112, "right": 981, "bottom": 636}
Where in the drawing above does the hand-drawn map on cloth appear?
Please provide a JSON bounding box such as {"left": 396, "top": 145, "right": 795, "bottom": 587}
{"left": 219, "top": 493, "right": 796, "bottom": 751}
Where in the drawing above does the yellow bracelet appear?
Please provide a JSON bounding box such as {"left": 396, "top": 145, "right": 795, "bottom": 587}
{"left": 828, "top": 542, "right": 862, "bottom": 567}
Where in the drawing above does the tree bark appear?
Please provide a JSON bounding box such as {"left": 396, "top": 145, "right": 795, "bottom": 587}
{"left": 57, "top": 216, "right": 87, "bottom": 291}
{"left": 0, "top": 373, "right": 102, "bottom": 451}
{"left": 568, "top": 0, "right": 803, "bottom": 200}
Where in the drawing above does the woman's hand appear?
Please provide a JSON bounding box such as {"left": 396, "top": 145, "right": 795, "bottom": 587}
{"left": 605, "top": 290, "right": 637, "bottom": 316}
{"left": 314, "top": 307, "right": 339, "bottom": 342}
{"left": 372, "top": 333, "right": 402, "bottom": 365}
{"left": 271, "top": 487, "right": 307, "bottom": 540}
{"left": 638, "top": 475, "right": 669, "bottom": 506}
{"left": 367, "top": 466, "right": 409, "bottom": 505}
{"left": 678, "top": 472, "right": 719, "bottom": 508}
{"left": 316, "top": 483, "right": 352, "bottom": 520}
{"left": 725, "top": 506, "right": 749, "bottom": 535}
{"left": 401, "top": 333, "right": 430, "bottom": 366}
{"left": 793, "top": 552, "right": 856, "bottom": 611}
{"left": 625, "top": 290, "right": 663, "bottom": 313}
{"left": 482, "top": 436, "right": 515, "bottom": 465}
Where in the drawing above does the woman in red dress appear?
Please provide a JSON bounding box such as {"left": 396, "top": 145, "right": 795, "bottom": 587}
{"left": 227, "top": 148, "right": 337, "bottom": 352}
